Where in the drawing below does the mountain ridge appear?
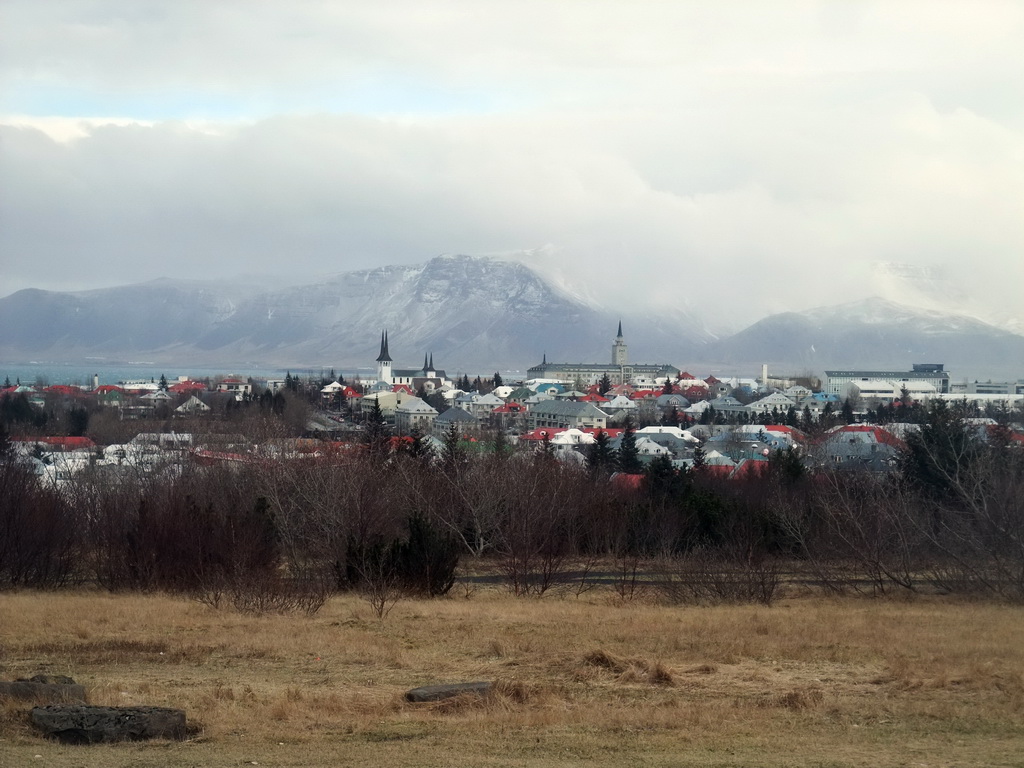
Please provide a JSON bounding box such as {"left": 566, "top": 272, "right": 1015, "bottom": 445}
{"left": 701, "top": 296, "right": 1024, "bottom": 376}
{"left": 0, "top": 255, "right": 708, "bottom": 371}
{"left": 1, "top": 259, "right": 1021, "bottom": 378}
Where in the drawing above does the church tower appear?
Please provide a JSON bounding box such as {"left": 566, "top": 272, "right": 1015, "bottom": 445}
{"left": 376, "top": 330, "right": 393, "bottom": 386}
{"left": 612, "top": 321, "right": 628, "bottom": 366}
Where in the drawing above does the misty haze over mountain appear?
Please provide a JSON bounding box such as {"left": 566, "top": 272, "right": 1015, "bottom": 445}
{"left": 2, "top": 255, "right": 1022, "bottom": 381}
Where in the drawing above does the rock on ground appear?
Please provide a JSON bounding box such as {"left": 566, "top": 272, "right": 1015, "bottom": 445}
{"left": 30, "top": 705, "right": 187, "bottom": 744}
{"left": 405, "top": 681, "right": 492, "bottom": 703}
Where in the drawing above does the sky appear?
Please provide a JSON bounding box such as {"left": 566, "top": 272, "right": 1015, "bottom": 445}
{"left": 2, "top": 1, "right": 1023, "bottom": 331}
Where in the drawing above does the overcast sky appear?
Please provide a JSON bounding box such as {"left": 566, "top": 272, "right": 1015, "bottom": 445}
{"left": 2, "top": 1, "right": 1022, "bottom": 330}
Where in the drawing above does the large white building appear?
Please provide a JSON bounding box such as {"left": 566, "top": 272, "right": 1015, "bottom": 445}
{"left": 526, "top": 323, "right": 679, "bottom": 386}
{"left": 824, "top": 364, "right": 950, "bottom": 397}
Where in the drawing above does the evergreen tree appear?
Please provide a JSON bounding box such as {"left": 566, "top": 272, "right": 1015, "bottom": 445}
{"left": 392, "top": 512, "right": 459, "bottom": 596}
{"left": 1, "top": 392, "right": 37, "bottom": 428}
{"left": 821, "top": 401, "right": 835, "bottom": 428}
{"left": 536, "top": 432, "right": 557, "bottom": 465}
{"left": 3, "top": 376, "right": 9, "bottom": 388}
{"left": 244, "top": 496, "right": 279, "bottom": 572}
{"left": 441, "top": 421, "right": 464, "bottom": 471}
{"left": 662, "top": 378, "right": 674, "bottom": 395}
{"left": 901, "top": 398, "right": 981, "bottom": 502}
{"left": 662, "top": 405, "right": 680, "bottom": 426}
{"left": 841, "top": 398, "right": 855, "bottom": 424}
{"left": 586, "top": 428, "right": 616, "bottom": 474}
{"left": 598, "top": 373, "right": 613, "bottom": 396}
{"left": 472, "top": 375, "right": 485, "bottom": 393}
{"left": 492, "top": 371, "right": 503, "bottom": 388}
{"left": 491, "top": 428, "right": 511, "bottom": 459}
{"left": 158, "top": 374, "right": 168, "bottom": 391}
{"left": 617, "top": 416, "right": 643, "bottom": 474}
{"left": 899, "top": 386, "right": 912, "bottom": 408}
{"left": 786, "top": 406, "right": 799, "bottom": 428}
{"left": 424, "top": 391, "right": 448, "bottom": 414}
{"left": 768, "top": 446, "right": 805, "bottom": 485}
{"left": 802, "top": 405, "right": 813, "bottom": 430}
{"left": 363, "top": 397, "right": 391, "bottom": 459}
{"left": 332, "top": 388, "right": 346, "bottom": 411}
{"left": 406, "top": 425, "right": 434, "bottom": 465}
{"left": 691, "top": 443, "right": 707, "bottom": 470}
{"left": 645, "top": 453, "right": 681, "bottom": 498}
{"left": 67, "top": 407, "right": 89, "bottom": 437}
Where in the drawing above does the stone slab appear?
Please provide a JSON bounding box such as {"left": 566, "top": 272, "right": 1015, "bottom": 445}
{"left": 31, "top": 704, "right": 187, "bottom": 744}
{"left": 405, "top": 681, "right": 492, "bottom": 703}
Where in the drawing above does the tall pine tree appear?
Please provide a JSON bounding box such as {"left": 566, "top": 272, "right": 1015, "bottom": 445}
{"left": 586, "top": 429, "right": 616, "bottom": 475}
{"left": 617, "top": 416, "right": 642, "bottom": 474}
{"left": 363, "top": 397, "right": 391, "bottom": 459}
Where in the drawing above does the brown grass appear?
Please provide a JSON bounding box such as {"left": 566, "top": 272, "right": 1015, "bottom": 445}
{"left": 1, "top": 588, "right": 1023, "bottom": 767}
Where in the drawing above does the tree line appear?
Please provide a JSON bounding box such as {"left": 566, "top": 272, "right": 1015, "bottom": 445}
{"left": 1, "top": 399, "right": 1022, "bottom": 609}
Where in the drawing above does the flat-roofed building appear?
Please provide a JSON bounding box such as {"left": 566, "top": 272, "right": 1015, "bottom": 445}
{"left": 824, "top": 363, "right": 949, "bottom": 396}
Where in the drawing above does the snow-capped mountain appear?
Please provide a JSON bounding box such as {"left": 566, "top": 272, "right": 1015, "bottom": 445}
{"left": 2, "top": 257, "right": 1020, "bottom": 377}
{"left": 0, "top": 255, "right": 710, "bottom": 371}
{"left": 703, "top": 296, "right": 1024, "bottom": 376}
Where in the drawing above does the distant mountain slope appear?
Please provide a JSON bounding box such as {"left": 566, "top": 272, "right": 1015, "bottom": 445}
{"left": 0, "top": 255, "right": 709, "bottom": 370}
{"left": 0, "top": 279, "right": 260, "bottom": 355}
{"left": 704, "top": 297, "right": 1024, "bottom": 372}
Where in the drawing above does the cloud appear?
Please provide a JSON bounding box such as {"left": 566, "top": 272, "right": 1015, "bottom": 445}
{"left": 1, "top": 1, "right": 1022, "bottom": 330}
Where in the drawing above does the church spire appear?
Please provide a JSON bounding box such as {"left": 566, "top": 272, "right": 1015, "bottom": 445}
{"left": 616, "top": 320, "right": 623, "bottom": 339}
{"left": 376, "top": 330, "right": 392, "bottom": 363}
{"left": 429, "top": 353, "right": 434, "bottom": 370}
{"left": 423, "top": 352, "right": 429, "bottom": 372}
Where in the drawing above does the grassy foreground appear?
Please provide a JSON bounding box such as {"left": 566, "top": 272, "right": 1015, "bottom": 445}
{"left": 1, "top": 587, "right": 1023, "bottom": 767}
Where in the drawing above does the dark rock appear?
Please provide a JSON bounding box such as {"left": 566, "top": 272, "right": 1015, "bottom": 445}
{"left": 30, "top": 705, "right": 186, "bottom": 744}
{"left": 0, "top": 680, "right": 87, "bottom": 703}
{"left": 405, "top": 681, "right": 492, "bottom": 703}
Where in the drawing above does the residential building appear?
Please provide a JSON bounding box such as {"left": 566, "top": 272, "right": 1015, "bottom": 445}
{"left": 747, "top": 392, "right": 797, "bottom": 417}
{"left": 432, "top": 406, "right": 479, "bottom": 438}
{"left": 216, "top": 378, "right": 252, "bottom": 399}
{"left": 526, "top": 400, "right": 608, "bottom": 431}
{"left": 394, "top": 397, "right": 438, "bottom": 436}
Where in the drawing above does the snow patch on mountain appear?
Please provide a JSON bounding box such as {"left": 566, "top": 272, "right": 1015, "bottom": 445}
{"left": 872, "top": 261, "right": 1023, "bottom": 337}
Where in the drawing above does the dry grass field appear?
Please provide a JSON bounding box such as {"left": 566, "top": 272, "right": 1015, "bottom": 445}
{"left": 2, "top": 586, "right": 1023, "bottom": 767}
